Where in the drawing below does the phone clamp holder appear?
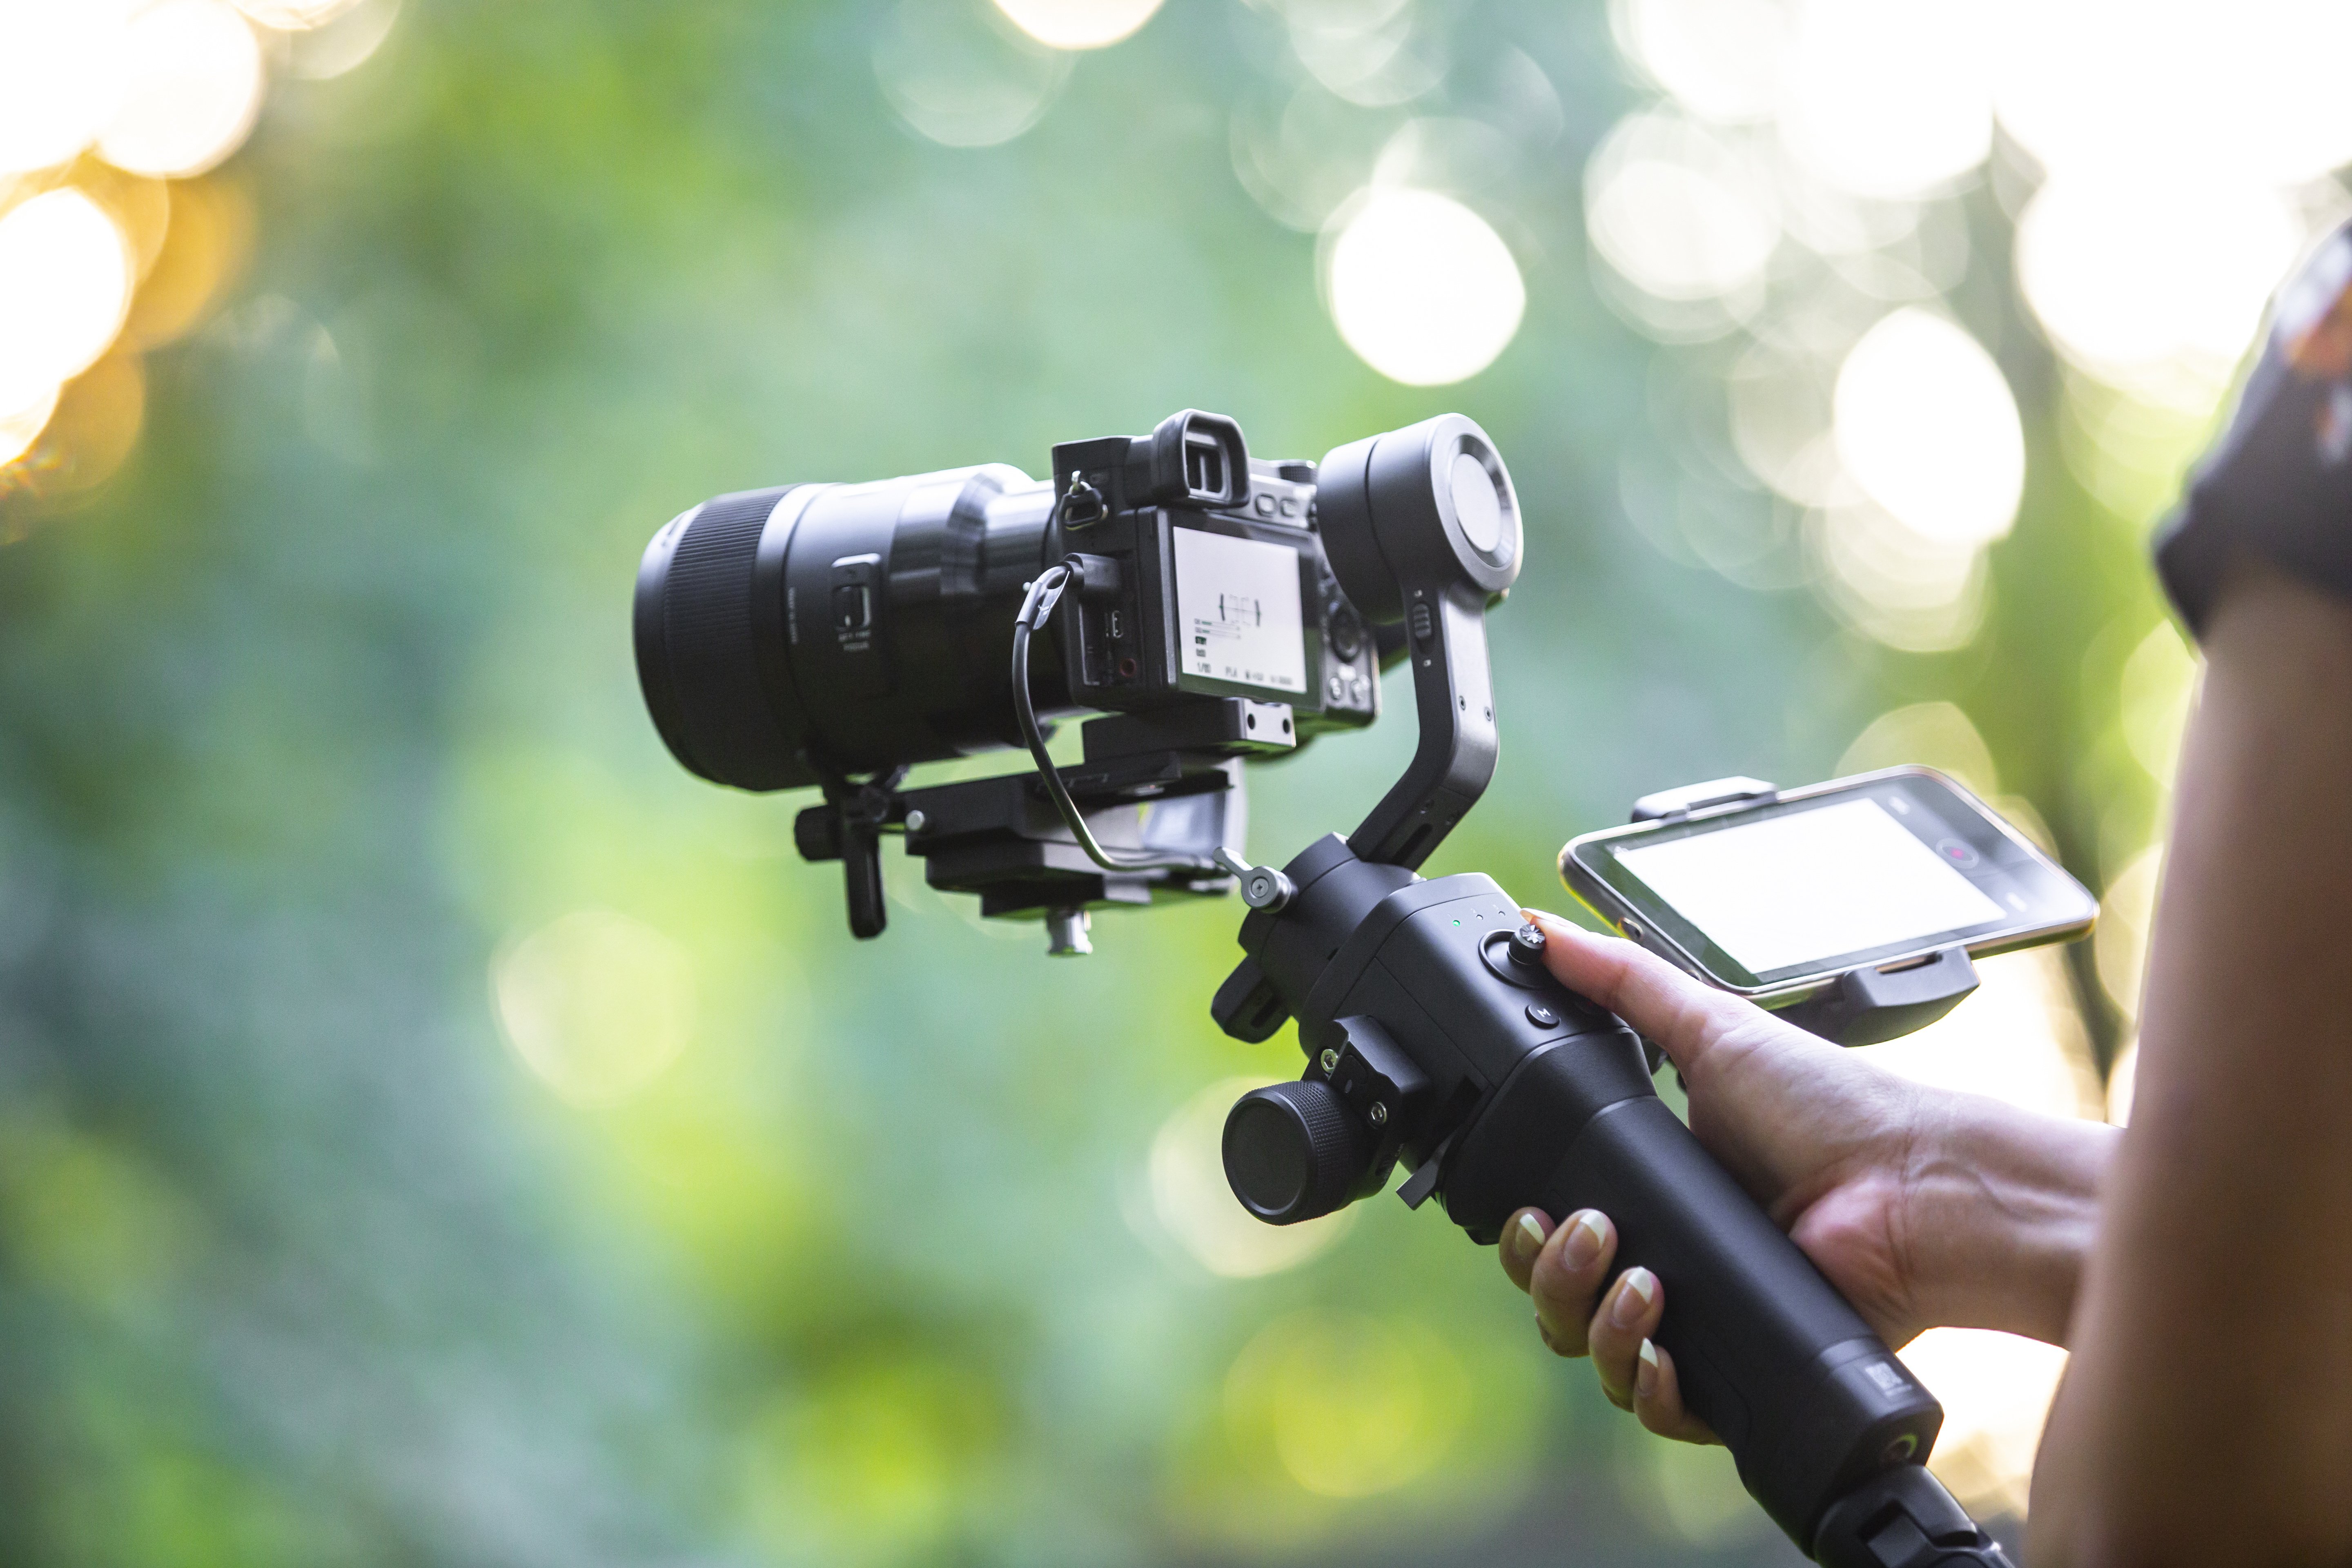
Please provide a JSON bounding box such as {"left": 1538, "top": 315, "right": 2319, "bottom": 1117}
{"left": 1623, "top": 777, "right": 1980, "bottom": 1048}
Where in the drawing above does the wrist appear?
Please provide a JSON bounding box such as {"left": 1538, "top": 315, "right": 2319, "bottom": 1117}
{"left": 1898, "top": 1089, "right": 2116, "bottom": 1346}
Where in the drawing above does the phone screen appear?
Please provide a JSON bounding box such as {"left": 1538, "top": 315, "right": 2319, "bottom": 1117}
{"left": 1613, "top": 798, "right": 2006, "bottom": 976}
{"left": 1562, "top": 768, "right": 2098, "bottom": 991}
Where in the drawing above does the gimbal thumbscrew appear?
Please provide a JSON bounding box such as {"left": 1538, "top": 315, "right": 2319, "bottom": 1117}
{"left": 1319, "top": 1047, "right": 1340, "bottom": 1073}
{"left": 1369, "top": 1102, "right": 1389, "bottom": 1126}
{"left": 1213, "top": 849, "right": 1296, "bottom": 912}
{"left": 904, "top": 809, "right": 927, "bottom": 833}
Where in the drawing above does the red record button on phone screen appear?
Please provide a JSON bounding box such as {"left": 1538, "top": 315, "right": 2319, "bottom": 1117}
{"left": 1935, "top": 837, "right": 1980, "bottom": 869}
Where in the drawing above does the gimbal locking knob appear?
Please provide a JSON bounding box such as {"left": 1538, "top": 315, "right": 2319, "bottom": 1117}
{"left": 1222, "top": 1080, "right": 1374, "bottom": 1225}
{"left": 1212, "top": 848, "right": 1295, "bottom": 912}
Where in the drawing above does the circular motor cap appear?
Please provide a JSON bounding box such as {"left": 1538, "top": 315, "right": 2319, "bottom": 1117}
{"left": 1222, "top": 1079, "right": 1375, "bottom": 1225}
{"left": 1314, "top": 412, "right": 1521, "bottom": 623}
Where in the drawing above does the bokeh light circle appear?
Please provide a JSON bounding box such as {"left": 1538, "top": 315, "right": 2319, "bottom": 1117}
{"left": 1325, "top": 188, "right": 1524, "bottom": 386}
{"left": 2016, "top": 176, "right": 2303, "bottom": 405}
{"left": 0, "top": 189, "right": 134, "bottom": 421}
{"left": 0, "top": 382, "right": 60, "bottom": 467}
{"left": 1990, "top": 0, "right": 2352, "bottom": 188}
{"left": 1585, "top": 111, "right": 1779, "bottom": 304}
{"left": 1147, "top": 1077, "right": 1353, "bottom": 1278}
{"left": 873, "top": 0, "right": 1072, "bottom": 149}
{"left": 1833, "top": 308, "right": 2023, "bottom": 547}
{"left": 1612, "top": 0, "right": 1785, "bottom": 125}
{"left": 491, "top": 910, "right": 696, "bottom": 1107}
{"left": 1777, "top": 0, "right": 1992, "bottom": 200}
{"left": 98, "top": 0, "right": 267, "bottom": 179}
{"left": 0, "top": 1, "right": 129, "bottom": 176}
{"left": 990, "top": 0, "right": 1162, "bottom": 50}
{"left": 231, "top": 0, "right": 361, "bottom": 28}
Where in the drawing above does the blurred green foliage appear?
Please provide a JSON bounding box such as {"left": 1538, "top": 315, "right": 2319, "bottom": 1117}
{"left": 0, "top": 0, "right": 2179, "bottom": 1564}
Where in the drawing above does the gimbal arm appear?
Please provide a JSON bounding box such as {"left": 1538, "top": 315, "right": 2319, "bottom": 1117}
{"left": 1314, "top": 414, "right": 1514, "bottom": 871}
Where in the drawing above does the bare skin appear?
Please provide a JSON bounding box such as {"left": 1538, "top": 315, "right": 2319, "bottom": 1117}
{"left": 1498, "top": 564, "right": 2352, "bottom": 1565}
{"left": 2030, "top": 568, "right": 2352, "bottom": 1567}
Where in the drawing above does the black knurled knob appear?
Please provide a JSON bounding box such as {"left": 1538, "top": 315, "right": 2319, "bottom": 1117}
{"left": 1222, "top": 1079, "right": 1374, "bottom": 1225}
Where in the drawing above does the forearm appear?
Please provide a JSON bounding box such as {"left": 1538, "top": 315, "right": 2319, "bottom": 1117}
{"left": 1899, "top": 1090, "right": 2115, "bottom": 1347}
{"left": 2031, "top": 567, "right": 2352, "bottom": 1566}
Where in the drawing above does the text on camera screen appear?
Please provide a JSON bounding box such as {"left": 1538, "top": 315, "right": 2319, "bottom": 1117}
{"left": 1614, "top": 798, "right": 2006, "bottom": 975}
{"left": 1173, "top": 527, "right": 1307, "bottom": 695}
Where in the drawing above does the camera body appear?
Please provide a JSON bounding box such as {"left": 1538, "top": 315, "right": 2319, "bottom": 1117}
{"left": 1042, "top": 412, "right": 1379, "bottom": 735}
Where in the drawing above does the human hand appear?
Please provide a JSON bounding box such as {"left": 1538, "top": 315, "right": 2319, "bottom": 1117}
{"left": 1495, "top": 912, "right": 2112, "bottom": 1443}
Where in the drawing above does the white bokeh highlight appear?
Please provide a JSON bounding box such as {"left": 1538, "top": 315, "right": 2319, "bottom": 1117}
{"left": 1325, "top": 189, "right": 1525, "bottom": 385}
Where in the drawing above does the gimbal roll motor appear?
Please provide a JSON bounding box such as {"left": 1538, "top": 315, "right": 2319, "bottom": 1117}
{"left": 630, "top": 410, "right": 2018, "bottom": 1566}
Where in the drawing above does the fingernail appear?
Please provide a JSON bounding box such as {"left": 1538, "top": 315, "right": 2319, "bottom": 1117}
{"left": 1636, "top": 1338, "right": 1660, "bottom": 1399}
{"left": 1562, "top": 1209, "right": 1609, "bottom": 1270}
{"left": 1515, "top": 1212, "right": 1545, "bottom": 1259}
{"left": 1611, "top": 1267, "right": 1657, "bottom": 1329}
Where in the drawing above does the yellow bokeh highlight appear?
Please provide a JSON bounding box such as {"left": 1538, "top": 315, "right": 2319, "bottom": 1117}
{"left": 491, "top": 909, "right": 697, "bottom": 1107}
{"left": 2095, "top": 844, "right": 2163, "bottom": 1024}
{"left": 1143, "top": 1075, "right": 1354, "bottom": 1278}
{"left": 1223, "top": 1312, "right": 1469, "bottom": 1499}
{"left": 4, "top": 350, "right": 149, "bottom": 500}
{"left": 742, "top": 1356, "right": 998, "bottom": 1565}
{"left": 0, "top": 187, "right": 132, "bottom": 420}
{"left": 1835, "top": 701, "right": 2000, "bottom": 798}
{"left": 124, "top": 173, "right": 253, "bottom": 348}
{"left": 0, "top": 384, "right": 58, "bottom": 467}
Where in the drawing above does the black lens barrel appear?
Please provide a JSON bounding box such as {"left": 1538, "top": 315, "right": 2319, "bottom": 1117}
{"left": 635, "top": 487, "right": 808, "bottom": 790}
{"left": 633, "top": 466, "right": 1062, "bottom": 792}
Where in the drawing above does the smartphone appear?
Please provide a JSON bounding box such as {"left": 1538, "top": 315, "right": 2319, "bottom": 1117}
{"left": 1558, "top": 767, "right": 2097, "bottom": 1003}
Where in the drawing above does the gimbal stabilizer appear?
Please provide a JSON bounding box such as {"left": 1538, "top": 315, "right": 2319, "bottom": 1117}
{"left": 1210, "top": 416, "right": 2016, "bottom": 1568}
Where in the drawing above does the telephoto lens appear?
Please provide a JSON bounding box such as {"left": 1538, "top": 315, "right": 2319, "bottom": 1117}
{"left": 633, "top": 464, "right": 1067, "bottom": 791}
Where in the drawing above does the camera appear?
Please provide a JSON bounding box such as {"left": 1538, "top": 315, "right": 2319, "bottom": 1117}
{"left": 631, "top": 410, "right": 1476, "bottom": 945}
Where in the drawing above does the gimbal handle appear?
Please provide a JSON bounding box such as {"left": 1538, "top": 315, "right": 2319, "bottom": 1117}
{"left": 1217, "top": 414, "right": 2018, "bottom": 1562}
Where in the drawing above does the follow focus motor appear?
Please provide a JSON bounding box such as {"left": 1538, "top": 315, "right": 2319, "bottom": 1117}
{"left": 632, "top": 411, "right": 2016, "bottom": 1566}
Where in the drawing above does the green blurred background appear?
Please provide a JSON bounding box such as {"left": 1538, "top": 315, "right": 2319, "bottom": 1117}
{"left": 4, "top": 0, "right": 2321, "bottom": 1561}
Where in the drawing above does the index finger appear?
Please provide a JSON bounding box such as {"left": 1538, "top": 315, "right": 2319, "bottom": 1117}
{"left": 1518, "top": 911, "right": 1782, "bottom": 1081}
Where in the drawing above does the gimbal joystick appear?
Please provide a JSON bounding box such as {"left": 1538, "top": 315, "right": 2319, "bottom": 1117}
{"left": 1212, "top": 415, "right": 2018, "bottom": 1567}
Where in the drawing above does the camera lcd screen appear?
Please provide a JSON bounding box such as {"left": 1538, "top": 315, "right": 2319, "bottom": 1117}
{"left": 1173, "top": 526, "right": 1309, "bottom": 697}
{"left": 1563, "top": 769, "right": 2098, "bottom": 992}
{"left": 1614, "top": 799, "right": 2005, "bottom": 976}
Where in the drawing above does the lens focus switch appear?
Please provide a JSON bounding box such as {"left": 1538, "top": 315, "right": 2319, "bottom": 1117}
{"left": 1222, "top": 1080, "right": 1374, "bottom": 1225}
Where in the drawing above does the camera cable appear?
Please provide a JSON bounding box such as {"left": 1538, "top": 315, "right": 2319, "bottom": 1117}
{"left": 1010, "top": 560, "right": 1224, "bottom": 878}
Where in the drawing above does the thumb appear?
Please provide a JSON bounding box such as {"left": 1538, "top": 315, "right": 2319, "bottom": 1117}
{"left": 1518, "top": 910, "right": 1780, "bottom": 1081}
